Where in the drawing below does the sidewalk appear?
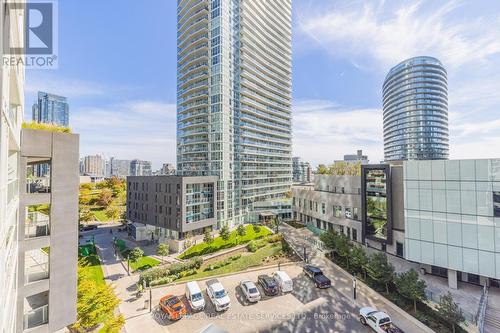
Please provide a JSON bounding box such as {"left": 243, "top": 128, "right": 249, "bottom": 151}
{"left": 281, "top": 223, "right": 435, "bottom": 333}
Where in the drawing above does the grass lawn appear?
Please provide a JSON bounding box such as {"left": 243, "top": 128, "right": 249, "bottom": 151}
{"left": 179, "top": 225, "right": 272, "bottom": 259}
{"left": 177, "top": 243, "right": 283, "bottom": 282}
{"left": 80, "top": 254, "right": 105, "bottom": 286}
{"left": 121, "top": 248, "right": 161, "bottom": 272}
{"left": 91, "top": 207, "right": 109, "bottom": 221}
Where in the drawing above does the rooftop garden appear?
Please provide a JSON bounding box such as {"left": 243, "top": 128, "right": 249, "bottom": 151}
{"left": 22, "top": 121, "right": 71, "bottom": 133}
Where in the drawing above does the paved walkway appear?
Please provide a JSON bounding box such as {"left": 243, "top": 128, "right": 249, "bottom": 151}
{"left": 281, "top": 223, "right": 435, "bottom": 333}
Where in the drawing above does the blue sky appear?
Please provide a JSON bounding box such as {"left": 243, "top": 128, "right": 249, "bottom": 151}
{"left": 25, "top": 0, "right": 500, "bottom": 168}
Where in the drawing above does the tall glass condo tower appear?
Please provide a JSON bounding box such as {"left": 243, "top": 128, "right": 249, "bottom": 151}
{"left": 176, "top": 0, "right": 293, "bottom": 226}
{"left": 383, "top": 56, "right": 449, "bottom": 161}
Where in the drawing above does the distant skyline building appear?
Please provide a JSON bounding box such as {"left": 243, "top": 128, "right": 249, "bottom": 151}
{"left": 176, "top": 0, "right": 293, "bottom": 226}
{"left": 82, "top": 154, "right": 105, "bottom": 177}
{"left": 32, "top": 92, "right": 69, "bottom": 127}
{"left": 160, "top": 163, "right": 176, "bottom": 176}
{"left": 383, "top": 56, "right": 449, "bottom": 161}
{"left": 335, "top": 150, "right": 369, "bottom": 164}
{"left": 292, "top": 157, "right": 312, "bottom": 183}
{"left": 110, "top": 157, "right": 132, "bottom": 178}
{"left": 130, "top": 159, "right": 152, "bottom": 176}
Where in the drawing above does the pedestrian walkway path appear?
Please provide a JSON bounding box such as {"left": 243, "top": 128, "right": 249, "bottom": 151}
{"left": 281, "top": 223, "right": 435, "bottom": 333}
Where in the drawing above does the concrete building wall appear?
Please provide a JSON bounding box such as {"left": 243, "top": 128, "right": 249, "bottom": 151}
{"left": 17, "top": 129, "right": 79, "bottom": 332}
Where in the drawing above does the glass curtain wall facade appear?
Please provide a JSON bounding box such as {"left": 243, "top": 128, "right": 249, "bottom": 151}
{"left": 383, "top": 56, "right": 449, "bottom": 161}
{"left": 32, "top": 92, "right": 69, "bottom": 127}
{"left": 176, "top": 0, "right": 292, "bottom": 227}
{"left": 404, "top": 159, "right": 500, "bottom": 280}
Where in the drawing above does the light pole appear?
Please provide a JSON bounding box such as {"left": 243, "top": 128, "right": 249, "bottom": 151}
{"left": 303, "top": 246, "right": 307, "bottom": 263}
{"left": 127, "top": 253, "right": 130, "bottom": 276}
{"left": 353, "top": 275, "right": 357, "bottom": 300}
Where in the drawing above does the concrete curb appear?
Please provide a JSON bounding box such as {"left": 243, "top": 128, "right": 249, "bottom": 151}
{"left": 329, "top": 259, "right": 435, "bottom": 333}
{"left": 148, "top": 261, "right": 299, "bottom": 290}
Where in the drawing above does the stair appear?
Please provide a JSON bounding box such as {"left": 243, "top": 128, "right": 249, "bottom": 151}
{"left": 484, "top": 302, "right": 500, "bottom": 333}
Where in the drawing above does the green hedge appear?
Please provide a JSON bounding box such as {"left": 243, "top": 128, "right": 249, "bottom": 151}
{"left": 138, "top": 257, "right": 203, "bottom": 287}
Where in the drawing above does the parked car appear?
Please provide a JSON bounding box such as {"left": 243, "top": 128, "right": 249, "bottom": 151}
{"left": 79, "top": 225, "right": 98, "bottom": 232}
{"left": 239, "top": 279, "right": 261, "bottom": 303}
{"left": 303, "top": 265, "right": 331, "bottom": 288}
{"left": 159, "top": 295, "right": 187, "bottom": 321}
{"left": 206, "top": 279, "right": 231, "bottom": 311}
{"left": 185, "top": 281, "right": 205, "bottom": 311}
{"left": 272, "top": 271, "right": 293, "bottom": 293}
{"left": 257, "top": 274, "right": 279, "bottom": 296}
{"left": 359, "top": 307, "right": 404, "bottom": 333}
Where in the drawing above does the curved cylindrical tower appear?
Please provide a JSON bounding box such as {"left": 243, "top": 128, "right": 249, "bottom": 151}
{"left": 383, "top": 56, "right": 449, "bottom": 161}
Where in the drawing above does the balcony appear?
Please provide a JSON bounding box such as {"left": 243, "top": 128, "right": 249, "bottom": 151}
{"left": 26, "top": 158, "right": 51, "bottom": 194}
{"left": 25, "top": 206, "right": 50, "bottom": 238}
{"left": 23, "top": 292, "right": 49, "bottom": 330}
{"left": 25, "top": 248, "right": 50, "bottom": 284}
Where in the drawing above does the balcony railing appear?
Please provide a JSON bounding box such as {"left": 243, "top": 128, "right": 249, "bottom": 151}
{"left": 25, "top": 249, "right": 49, "bottom": 284}
{"left": 23, "top": 304, "right": 48, "bottom": 330}
{"left": 25, "top": 211, "right": 50, "bottom": 238}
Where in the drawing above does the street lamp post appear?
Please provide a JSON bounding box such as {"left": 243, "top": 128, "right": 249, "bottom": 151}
{"left": 353, "top": 275, "right": 357, "bottom": 300}
{"left": 127, "top": 253, "right": 130, "bottom": 276}
{"left": 303, "top": 246, "right": 307, "bottom": 263}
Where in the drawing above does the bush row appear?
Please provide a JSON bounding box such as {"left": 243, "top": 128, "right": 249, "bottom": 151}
{"left": 139, "top": 257, "right": 202, "bottom": 287}
{"left": 204, "top": 254, "right": 242, "bottom": 271}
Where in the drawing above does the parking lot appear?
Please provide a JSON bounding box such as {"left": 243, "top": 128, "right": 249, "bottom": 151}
{"left": 122, "top": 264, "right": 370, "bottom": 333}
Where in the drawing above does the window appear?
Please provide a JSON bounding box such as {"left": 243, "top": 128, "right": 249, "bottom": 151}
{"left": 345, "top": 207, "right": 352, "bottom": 219}
{"left": 321, "top": 203, "right": 326, "bottom": 214}
{"left": 494, "top": 192, "right": 500, "bottom": 217}
{"left": 315, "top": 202, "right": 318, "bottom": 212}
{"left": 396, "top": 242, "right": 404, "bottom": 257}
{"left": 309, "top": 200, "right": 313, "bottom": 210}
{"left": 347, "top": 227, "right": 351, "bottom": 239}
{"left": 352, "top": 229, "right": 357, "bottom": 241}
{"left": 334, "top": 206, "right": 342, "bottom": 218}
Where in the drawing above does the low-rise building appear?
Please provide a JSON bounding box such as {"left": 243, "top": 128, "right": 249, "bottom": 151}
{"left": 293, "top": 159, "right": 500, "bottom": 290}
{"left": 126, "top": 176, "right": 217, "bottom": 252}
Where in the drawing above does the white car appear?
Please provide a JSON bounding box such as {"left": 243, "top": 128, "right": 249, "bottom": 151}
{"left": 239, "top": 279, "right": 261, "bottom": 303}
{"left": 206, "top": 279, "right": 231, "bottom": 312}
{"left": 359, "top": 307, "right": 404, "bottom": 333}
{"left": 272, "top": 271, "right": 293, "bottom": 293}
{"left": 185, "top": 281, "right": 205, "bottom": 311}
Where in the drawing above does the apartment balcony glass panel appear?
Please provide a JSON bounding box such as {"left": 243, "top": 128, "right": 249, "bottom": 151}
{"left": 25, "top": 205, "right": 50, "bottom": 238}
{"left": 23, "top": 292, "right": 49, "bottom": 330}
{"left": 25, "top": 248, "right": 50, "bottom": 283}
{"left": 26, "top": 158, "right": 51, "bottom": 193}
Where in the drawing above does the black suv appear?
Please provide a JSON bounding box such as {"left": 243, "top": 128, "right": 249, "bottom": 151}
{"left": 257, "top": 274, "right": 279, "bottom": 296}
{"left": 303, "top": 265, "right": 331, "bottom": 288}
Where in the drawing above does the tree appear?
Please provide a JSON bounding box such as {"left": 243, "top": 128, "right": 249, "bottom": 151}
{"left": 394, "top": 268, "right": 427, "bottom": 313}
{"left": 156, "top": 243, "right": 169, "bottom": 263}
{"left": 316, "top": 164, "right": 329, "bottom": 174}
{"left": 366, "top": 252, "right": 395, "bottom": 294}
{"left": 102, "top": 314, "right": 125, "bottom": 333}
{"left": 74, "top": 262, "right": 123, "bottom": 331}
{"left": 105, "top": 206, "right": 120, "bottom": 220}
{"left": 79, "top": 189, "right": 92, "bottom": 205}
{"left": 236, "top": 224, "right": 246, "bottom": 237}
{"left": 437, "top": 292, "right": 465, "bottom": 333}
{"left": 350, "top": 245, "right": 369, "bottom": 278}
{"left": 252, "top": 224, "right": 261, "bottom": 233}
{"left": 128, "top": 247, "right": 144, "bottom": 262}
{"left": 203, "top": 229, "right": 214, "bottom": 244}
{"left": 79, "top": 208, "right": 94, "bottom": 223}
{"left": 97, "top": 188, "right": 113, "bottom": 206}
{"left": 220, "top": 225, "right": 230, "bottom": 242}
{"left": 335, "top": 233, "right": 352, "bottom": 268}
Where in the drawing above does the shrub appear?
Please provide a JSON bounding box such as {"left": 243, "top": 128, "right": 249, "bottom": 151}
{"left": 247, "top": 241, "right": 258, "bottom": 252}
{"left": 267, "top": 234, "right": 283, "bottom": 243}
{"left": 229, "top": 254, "right": 242, "bottom": 261}
{"left": 252, "top": 224, "right": 261, "bottom": 233}
{"left": 139, "top": 257, "right": 203, "bottom": 286}
{"left": 129, "top": 247, "right": 144, "bottom": 262}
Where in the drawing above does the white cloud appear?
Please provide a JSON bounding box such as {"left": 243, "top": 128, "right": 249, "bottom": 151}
{"left": 25, "top": 75, "right": 109, "bottom": 99}
{"left": 292, "top": 99, "right": 384, "bottom": 166}
{"left": 72, "top": 100, "right": 177, "bottom": 168}
{"left": 298, "top": 0, "right": 500, "bottom": 70}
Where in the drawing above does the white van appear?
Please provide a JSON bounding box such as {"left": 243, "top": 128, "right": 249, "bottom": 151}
{"left": 272, "top": 271, "right": 293, "bottom": 293}
{"left": 185, "top": 281, "right": 205, "bottom": 311}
